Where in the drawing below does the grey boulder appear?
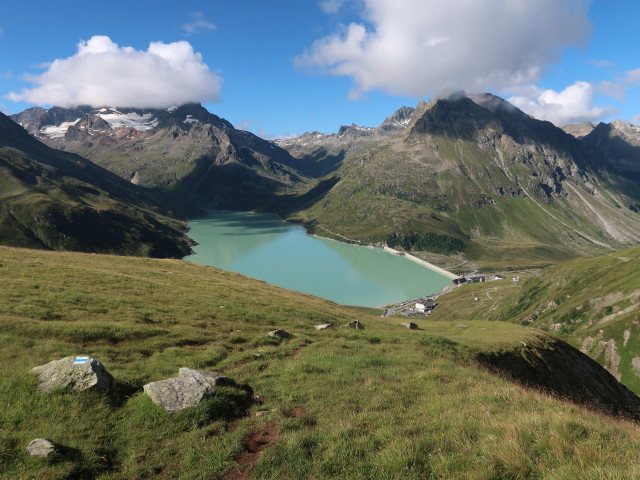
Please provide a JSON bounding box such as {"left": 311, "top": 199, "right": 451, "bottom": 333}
{"left": 314, "top": 324, "right": 334, "bottom": 330}
{"left": 32, "top": 356, "right": 115, "bottom": 393}
{"left": 143, "top": 368, "right": 232, "bottom": 414}
{"left": 268, "top": 329, "right": 292, "bottom": 338}
{"left": 26, "top": 438, "right": 61, "bottom": 458}
{"left": 402, "top": 322, "right": 419, "bottom": 330}
{"left": 345, "top": 321, "right": 364, "bottom": 330}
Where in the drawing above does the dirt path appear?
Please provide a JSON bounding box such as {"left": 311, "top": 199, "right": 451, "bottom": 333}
{"left": 221, "top": 422, "right": 280, "bottom": 480}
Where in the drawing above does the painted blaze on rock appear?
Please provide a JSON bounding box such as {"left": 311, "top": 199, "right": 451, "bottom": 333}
{"left": 143, "top": 368, "right": 234, "bottom": 414}
{"left": 31, "top": 356, "right": 115, "bottom": 393}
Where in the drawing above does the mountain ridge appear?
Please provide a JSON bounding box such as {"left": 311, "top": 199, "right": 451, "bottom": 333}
{"left": 12, "top": 103, "right": 308, "bottom": 211}
{"left": 279, "top": 92, "right": 640, "bottom": 266}
{"left": 0, "top": 111, "right": 192, "bottom": 257}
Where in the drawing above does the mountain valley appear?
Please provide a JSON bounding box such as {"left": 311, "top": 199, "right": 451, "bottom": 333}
{"left": 10, "top": 93, "right": 640, "bottom": 269}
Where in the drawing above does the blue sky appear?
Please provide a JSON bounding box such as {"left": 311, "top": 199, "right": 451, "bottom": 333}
{"left": 1, "top": 0, "right": 639, "bottom": 137}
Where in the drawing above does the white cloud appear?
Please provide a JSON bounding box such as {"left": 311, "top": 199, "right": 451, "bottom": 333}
{"left": 631, "top": 114, "right": 640, "bottom": 126}
{"left": 6, "top": 35, "right": 222, "bottom": 109}
{"left": 0, "top": 103, "right": 8, "bottom": 114}
{"left": 596, "top": 80, "right": 625, "bottom": 102}
{"left": 319, "top": 0, "right": 348, "bottom": 13}
{"left": 588, "top": 59, "right": 614, "bottom": 68}
{"left": 298, "top": 0, "right": 592, "bottom": 99}
{"left": 623, "top": 68, "right": 640, "bottom": 85}
{"left": 183, "top": 12, "right": 217, "bottom": 36}
{"left": 235, "top": 119, "right": 282, "bottom": 140}
{"left": 235, "top": 119, "right": 258, "bottom": 131}
{"left": 508, "top": 81, "right": 617, "bottom": 126}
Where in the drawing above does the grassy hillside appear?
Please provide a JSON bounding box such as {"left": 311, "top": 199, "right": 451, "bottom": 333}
{"left": 431, "top": 246, "right": 640, "bottom": 395}
{"left": 1, "top": 246, "right": 639, "bottom": 479}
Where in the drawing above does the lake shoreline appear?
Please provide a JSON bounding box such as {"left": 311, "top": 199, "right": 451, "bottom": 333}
{"left": 184, "top": 210, "right": 453, "bottom": 307}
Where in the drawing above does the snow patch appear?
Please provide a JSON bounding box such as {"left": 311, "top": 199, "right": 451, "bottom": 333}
{"left": 96, "top": 110, "right": 158, "bottom": 131}
{"left": 40, "top": 119, "right": 81, "bottom": 138}
{"left": 183, "top": 115, "right": 200, "bottom": 125}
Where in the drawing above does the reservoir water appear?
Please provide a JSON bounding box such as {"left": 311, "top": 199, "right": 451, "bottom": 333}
{"left": 185, "top": 211, "right": 451, "bottom": 307}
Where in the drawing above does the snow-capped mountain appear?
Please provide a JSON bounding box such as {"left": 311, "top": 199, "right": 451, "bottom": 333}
{"left": 11, "top": 104, "right": 229, "bottom": 140}
{"left": 10, "top": 104, "right": 306, "bottom": 210}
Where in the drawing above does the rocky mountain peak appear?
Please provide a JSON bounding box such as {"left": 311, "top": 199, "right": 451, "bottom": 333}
{"left": 64, "top": 114, "right": 114, "bottom": 142}
{"left": 468, "top": 92, "right": 519, "bottom": 114}
{"left": 378, "top": 106, "right": 416, "bottom": 132}
{"left": 610, "top": 119, "right": 640, "bottom": 140}
{"left": 337, "top": 123, "right": 374, "bottom": 139}
{"left": 408, "top": 92, "right": 497, "bottom": 138}
{"left": 562, "top": 121, "right": 596, "bottom": 139}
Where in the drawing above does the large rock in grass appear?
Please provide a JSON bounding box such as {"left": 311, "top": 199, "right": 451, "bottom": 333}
{"left": 143, "top": 368, "right": 233, "bottom": 414}
{"left": 345, "top": 320, "right": 364, "bottom": 330}
{"left": 268, "top": 329, "right": 292, "bottom": 339}
{"left": 314, "top": 324, "right": 334, "bottom": 330}
{"left": 26, "top": 438, "right": 61, "bottom": 458}
{"left": 32, "top": 356, "right": 115, "bottom": 393}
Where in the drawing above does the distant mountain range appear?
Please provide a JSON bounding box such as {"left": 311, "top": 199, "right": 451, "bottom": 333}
{"left": 11, "top": 104, "right": 309, "bottom": 211}
{"left": 7, "top": 93, "right": 640, "bottom": 265}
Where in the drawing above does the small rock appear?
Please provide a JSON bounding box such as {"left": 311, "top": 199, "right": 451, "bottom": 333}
{"left": 345, "top": 321, "right": 364, "bottom": 330}
{"left": 402, "top": 322, "right": 418, "bottom": 330}
{"left": 268, "top": 329, "right": 293, "bottom": 339}
{"left": 143, "top": 368, "right": 233, "bottom": 414}
{"left": 26, "top": 438, "right": 60, "bottom": 458}
{"left": 32, "top": 356, "right": 115, "bottom": 393}
{"left": 255, "top": 410, "right": 270, "bottom": 417}
{"left": 314, "top": 324, "right": 334, "bottom": 330}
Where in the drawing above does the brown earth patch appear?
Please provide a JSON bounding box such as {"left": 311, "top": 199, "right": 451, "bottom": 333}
{"left": 221, "top": 421, "right": 280, "bottom": 480}
{"left": 289, "top": 344, "right": 308, "bottom": 358}
{"left": 285, "top": 407, "right": 307, "bottom": 417}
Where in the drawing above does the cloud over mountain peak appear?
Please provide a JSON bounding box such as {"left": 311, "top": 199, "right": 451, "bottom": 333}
{"left": 299, "top": 0, "right": 591, "bottom": 99}
{"left": 7, "top": 35, "right": 222, "bottom": 109}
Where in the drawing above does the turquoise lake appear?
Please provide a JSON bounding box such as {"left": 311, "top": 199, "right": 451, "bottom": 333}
{"left": 184, "top": 211, "right": 451, "bottom": 307}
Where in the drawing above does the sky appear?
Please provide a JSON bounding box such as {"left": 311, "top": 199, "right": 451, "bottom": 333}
{"left": 1, "top": 0, "right": 640, "bottom": 138}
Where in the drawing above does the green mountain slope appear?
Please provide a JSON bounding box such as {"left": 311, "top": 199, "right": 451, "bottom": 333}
{"left": 496, "top": 246, "right": 640, "bottom": 394}
{"left": 431, "top": 245, "right": 640, "bottom": 395}
{"left": 282, "top": 94, "right": 640, "bottom": 268}
{"left": 1, "top": 245, "right": 639, "bottom": 479}
{"left": 0, "top": 113, "right": 192, "bottom": 257}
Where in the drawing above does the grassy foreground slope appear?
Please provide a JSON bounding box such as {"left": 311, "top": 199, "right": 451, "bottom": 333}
{"left": 1, "top": 246, "right": 639, "bottom": 479}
